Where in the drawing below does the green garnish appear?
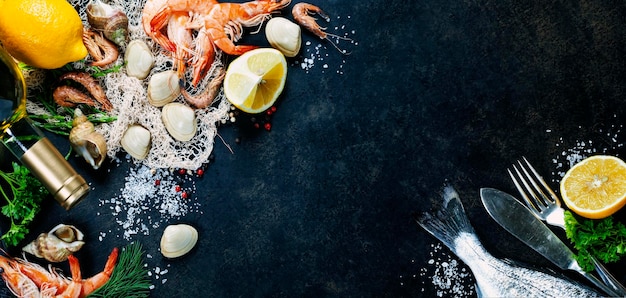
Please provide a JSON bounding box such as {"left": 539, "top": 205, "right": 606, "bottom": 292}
{"left": 0, "top": 162, "right": 47, "bottom": 246}
{"left": 88, "top": 242, "right": 152, "bottom": 298}
{"left": 564, "top": 210, "right": 626, "bottom": 272}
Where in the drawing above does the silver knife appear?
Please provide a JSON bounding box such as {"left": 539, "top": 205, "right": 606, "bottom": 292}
{"left": 480, "top": 187, "right": 620, "bottom": 297}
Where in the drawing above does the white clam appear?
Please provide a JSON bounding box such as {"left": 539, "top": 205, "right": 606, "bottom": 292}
{"left": 125, "top": 39, "right": 154, "bottom": 79}
{"left": 265, "top": 17, "right": 301, "bottom": 57}
{"left": 121, "top": 124, "right": 151, "bottom": 160}
{"left": 148, "top": 70, "right": 181, "bottom": 107}
{"left": 161, "top": 102, "right": 197, "bottom": 142}
{"left": 160, "top": 224, "right": 198, "bottom": 258}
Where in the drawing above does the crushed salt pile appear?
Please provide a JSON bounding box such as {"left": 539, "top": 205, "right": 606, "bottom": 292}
{"left": 409, "top": 243, "right": 474, "bottom": 297}
{"left": 98, "top": 163, "right": 202, "bottom": 241}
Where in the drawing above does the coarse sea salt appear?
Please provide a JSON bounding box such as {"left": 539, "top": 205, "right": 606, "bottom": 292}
{"left": 293, "top": 14, "right": 357, "bottom": 74}
{"left": 99, "top": 163, "right": 202, "bottom": 241}
{"left": 550, "top": 118, "right": 624, "bottom": 183}
{"left": 403, "top": 243, "right": 474, "bottom": 296}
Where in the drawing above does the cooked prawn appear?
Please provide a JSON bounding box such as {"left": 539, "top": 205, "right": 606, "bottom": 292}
{"left": 292, "top": 3, "right": 353, "bottom": 54}
{"left": 82, "top": 28, "right": 119, "bottom": 67}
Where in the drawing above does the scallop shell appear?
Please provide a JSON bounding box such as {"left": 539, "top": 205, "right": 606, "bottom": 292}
{"left": 86, "top": 0, "right": 129, "bottom": 47}
{"left": 160, "top": 224, "right": 198, "bottom": 258}
{"left": 22, "top": 224, "right": 85, "bottom": 263}
{"left": 161, "top": 103, "right": 197, "bottom": 142}
{"left": 69, "top": 109, "right": 107, "bottom": 169}
{"left": 125, "top": 39, "right": 154, "bottom": 80}
{"left": 121, "top": 124, "right": 151, "bottom": 160}
{"left": 148, "top": 70, "right": 181, "bottom": 107}
{"left": 265, "top": 17, "right": 301, "bottom": 57}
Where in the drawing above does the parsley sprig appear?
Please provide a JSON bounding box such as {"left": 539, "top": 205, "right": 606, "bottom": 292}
{"left": 0, "top": 162, "right": 48, "bottom": 246}
{"left": 564, "top": 210, "right": 626, "bottom": 272}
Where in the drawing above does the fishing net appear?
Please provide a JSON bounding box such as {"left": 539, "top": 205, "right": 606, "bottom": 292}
{"left": 24, "top": 0, "right": 230, "bottom": 170}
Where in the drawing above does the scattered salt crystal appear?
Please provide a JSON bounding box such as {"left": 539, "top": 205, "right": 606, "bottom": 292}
{"left": 98, "top": 164, "right": 201, "bottom": 241}
{"left": 412, "top": 243, "right": 475, "bottom": 296}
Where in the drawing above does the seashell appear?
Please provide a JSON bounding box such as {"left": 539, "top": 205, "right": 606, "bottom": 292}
{"left": 265, "top": 17, "right": 301, "bottom": 57}
{"left": 86, "top": 0, "right": 129, "bottom": 47}
{"left": 148, "top": 70, "right": 181, "bottom": 107}
{"left": 125, "top": 39, "right": 154, "bottom": 80}
{"left": 121, "top": 124, "right": 151, "bottom": 160}
{"left": 22, "top": 224, "right": 85, "bottom": 263}
{"left": 161, "top": 103, "right": 197, "bottom": 142}
{"left": 160, "top": 224, "right": 198, "bottom": 258}
{"left": 69, "top": 109, "right": 107, "bottom": 169}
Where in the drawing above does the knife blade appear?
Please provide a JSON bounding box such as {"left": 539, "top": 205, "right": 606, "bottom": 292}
{"left": 480, "top": 187, "right": 619, "bottom": 296}
{"left": 480, "top": 187, "right": 576, "bottom": 269}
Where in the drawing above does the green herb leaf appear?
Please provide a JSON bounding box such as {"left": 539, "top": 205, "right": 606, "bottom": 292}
{"left": 564, "top": 210, "right": 626, "bottom": 272}
{"left": 88, "top": 242, "right": 152, "bottom": 298}
{"left": 0, "top": 162, "right": 47, "bottom": 246}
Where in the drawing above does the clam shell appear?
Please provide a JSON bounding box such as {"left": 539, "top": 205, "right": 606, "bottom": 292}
{"left": 125, "top": 39, "right": 154, "bottom": 80}
{"left": 265, "top": 17, "right": 301, "bottom": 57}
{"left": 86, "top": 0, "right": 129, "bottom": 47}
{"left": 161, "top": 103, "right": 197, "bottom": 142}
{"left": 121, "top": 124, "right": 151, "bottom": 160}
{"left": 148, "top": 70, "right": 181, "bottom": 107}
{"left": 160, "top": 224, "right": 198, "bottom": 258}
{"left": 22, "top": 224, "right": 85, "bottom": 263}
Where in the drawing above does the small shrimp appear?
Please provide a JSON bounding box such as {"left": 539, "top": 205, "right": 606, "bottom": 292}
{"left": 203, "top": 0, "right": 292, "bottom": 56}
{"left": 188, "top": 29, "right": 216, "bottom": 86}
{"left": 1, "top": 256, "right": 41, "bottom": 298}
{"left": 167, "top": 12, "right": 194, "bottom": 78}
{"left": 143, "top": 0, "right": 218, "bottom": 52}
{"left": 292, "top": 3, "right": 353, "bottom": 54}
{"left": 181, "top": 67, "right": 225, "bottom": 109}
{"left": 53, "top": 86, "right": 99, "bottom": 109}
{"left": 79, "top": 247, "right": 118, "bottom": 297}
{"left": 82, "top": 28, "right": 119, "bottom": 67}
{"left": 58, "top": 72, "right": 113, "bottom": 111}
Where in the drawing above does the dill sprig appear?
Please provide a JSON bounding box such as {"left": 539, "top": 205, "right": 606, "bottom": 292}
{"left": 88, "top": 242, "right": 152, "bottom": 298}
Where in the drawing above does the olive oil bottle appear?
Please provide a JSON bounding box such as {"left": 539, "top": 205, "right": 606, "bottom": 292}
{"left": 1, "top": 46, "right": 89, "bottom": 209}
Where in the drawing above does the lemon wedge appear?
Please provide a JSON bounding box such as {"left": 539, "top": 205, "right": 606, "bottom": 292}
{"left": 560, "top": 155, "right": 626, "bottom": 219}
{"left": 224, "top": 48, "right": 287, "bottom": 114}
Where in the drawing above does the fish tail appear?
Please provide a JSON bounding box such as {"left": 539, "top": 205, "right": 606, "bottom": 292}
{"left": 415, "top": 185, "right": 476, "bottom": 254}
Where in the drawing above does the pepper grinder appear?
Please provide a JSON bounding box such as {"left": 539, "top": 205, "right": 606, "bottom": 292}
{"left": 1, "top": 46, "right": 89, "bottom": 210}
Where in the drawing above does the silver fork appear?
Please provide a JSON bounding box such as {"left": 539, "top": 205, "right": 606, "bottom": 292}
{"left": 509, "top": 157, "right": 626, "bottom": 296}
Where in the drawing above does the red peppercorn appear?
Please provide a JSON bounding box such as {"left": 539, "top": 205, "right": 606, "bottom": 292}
{"left": 254, "top": 123, "right": 260, "bottom": 129}
{"left": 266, "top": 109, "right": 273, "bottom": 116}
{"left": 181, "top": 191, "right": 188, "bottom": 199}
{"left": 178, "top": 169, "right": 187, "bottom": 175}
{"left": 155, "top": 179, "right": 161, "bottom": 186}
{"left": 175, "top": 185, "right": 181, "bottom": 192}
{"left": 264, "top": 123, "right": 272, "bottom": 131}
{"left": 271, "top": 106, "right": 277, "bottom": 112}
{"left": 196, "top": 169, "right": 204, "bottom": 177}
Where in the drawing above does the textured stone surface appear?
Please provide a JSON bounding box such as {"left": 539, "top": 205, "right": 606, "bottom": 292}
{"left": 3, "top": 0, "right": 626, "bottom": 296}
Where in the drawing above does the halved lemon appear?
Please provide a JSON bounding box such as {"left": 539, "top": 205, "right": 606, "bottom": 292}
{"left": 224, "top": 48, "right": 287, "bottom": 114}
{"left": 560, "top": 155, "right": 626, "bottom": 219}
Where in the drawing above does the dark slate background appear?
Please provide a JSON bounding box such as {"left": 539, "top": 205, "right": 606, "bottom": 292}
{"left": 2, "top": 0, "right": 626, "bottom": 297}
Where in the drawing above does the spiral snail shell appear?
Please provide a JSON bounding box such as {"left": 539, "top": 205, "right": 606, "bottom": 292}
{"left": 86, "top": 0, "right": 129, "bottom": 47}
{"left": 69, "top": 109, "right": 107, "bottom": 169}
{"left": 22, "top": 224, "right": 85, "bottom": 263}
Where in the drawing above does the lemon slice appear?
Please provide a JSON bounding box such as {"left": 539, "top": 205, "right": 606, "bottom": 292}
{"left": 560, "top": 155, "right": 626, "bottom": 219}
{"left": 224, "top": 48, "right": 287, "bottom": 113}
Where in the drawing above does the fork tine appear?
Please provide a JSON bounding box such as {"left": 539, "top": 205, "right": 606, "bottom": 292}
{"left": 516, "top": 160, "right": 550, "bottom": 208}
{"left": 508, "top": 167, "right": 543, "bottom": 218}
{"left": 521, "top": 157, "right": 561, "bottom": 208}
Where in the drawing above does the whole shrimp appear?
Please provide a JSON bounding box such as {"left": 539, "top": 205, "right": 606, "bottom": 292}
{"left": 11, "top": 248, "right": 118, "bottom": 298}
{"left": 142, "top": 0, "right": 218, "bottom": 53}
{"left": 201, "top": 0, "right": 292, "bottom": 56}
{"left": 0, "top": 254, "right": 82, "bottom": 298}
{"left": 292, "top": 3, "right": 353, "bottom": 54}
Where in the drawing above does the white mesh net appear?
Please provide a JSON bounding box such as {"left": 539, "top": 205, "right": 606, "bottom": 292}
{"left": 24, "top": 0, "right": 230, "bottom": 170}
